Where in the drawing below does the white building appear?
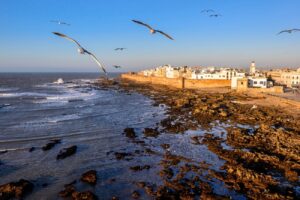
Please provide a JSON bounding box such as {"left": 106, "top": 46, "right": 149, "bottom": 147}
{"left": 248, "top": 77, "right": 267, "bottom": 88}
{"left": 166, "top": 65, "right": 180, "bottom": 78}
{"left": 191, "top": 68, "right": 245, "bottom": 80}
{"left": 280, "top": 71, "right": 300, "bottom": 87}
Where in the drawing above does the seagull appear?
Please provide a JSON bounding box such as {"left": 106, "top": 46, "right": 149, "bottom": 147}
{"left": 113, "top": 65, "right": 122, "bottom": 69}
{"left": 115, "top": 48, "right": 126, "bottom": 51}
{"left": 132, "top": 20, "right": 174, "bottom": 40}
{"left": 201, "top": 9, "right": 215, "bottom": 13}
{"left": 50, "top": 20, "right": 71, "bottom": 26}
{"left": 52, "top": 32, "right": 107, "bottom": 75}
{"left": 210, "top": 14, "right": 222, "bottom": 18}
{"left": 277, "top": 29, "right": 300, "bottom": 35}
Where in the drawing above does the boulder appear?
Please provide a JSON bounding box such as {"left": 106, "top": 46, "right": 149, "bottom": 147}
{"left": 143, "top": 128, "right": 160, "bottom": 137}
{"left": 42, "top": 139, "right": 61, "bottom": 151}
{"left": 0, "top": 179, "right": 33, "bottom": 199}
{"left": 72, "top": 191, "right": 97, "bottom": 200}
{"left": 81, "top": 170, "right": 97, "bottom": 185}
{"left": 56, "top": 145, "right": 77, "bottom": 160}
{"left": 124, "top": 128, "right": 136, "bottom": 138}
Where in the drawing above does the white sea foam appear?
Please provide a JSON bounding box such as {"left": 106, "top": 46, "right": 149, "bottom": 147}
{"left": 14, "top": 114, "right": 81, "bottom": 128}
{"left": 0, "top": 87, "right": 18, "bottom": 92}
{"left": 53, "top": 78, "right": 64, "bottom": 84}
{"left": 0, "top": 92, "right": 49, "bottom": 98}
{"left": 47, "top": 114, "right": 81, "bottom": 123}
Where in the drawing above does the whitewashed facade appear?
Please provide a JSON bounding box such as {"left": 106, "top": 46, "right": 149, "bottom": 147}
{"left": 191, "top": 68, "right": 245, "bottom": 80}
{"left": 248, "top": 77, "right": 267, "bottom": 88}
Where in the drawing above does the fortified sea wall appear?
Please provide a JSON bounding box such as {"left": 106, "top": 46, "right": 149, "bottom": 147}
{"left": 121, "top": 73, "right": 231, "bottom": 89}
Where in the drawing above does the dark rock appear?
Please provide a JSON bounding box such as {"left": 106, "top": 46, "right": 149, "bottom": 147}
{"left": 124, "top": 128, "right": 136, "bottom": 138}
{"left": 72, "top": 191, "right": 98, "bottom": 200}
{"left": 28, "top": 147, "right": 35, "bottom": 152}
{"left": 81, "top": 170, "right": 97, "bottom": 185}
{"left": 131, "top": 190, "right": 140, "bottom": 199}
{"left": 160, "top": 144, "right": 170, "bottom": 150}
{"left": 68, "top": 99, "right": 84, "bottom": 103}
{"left": 59, "top": 181, "right": 97, "bottom": 200}
{"left": 59, "top": 184, "right": 75, "bottom": 197}
{"left": 114, "top": 152, "right": 132, "bottom": 160}
{"left": 0, "top": 179, "right": 33, "bottom": 199}
{"left": 130, "top": 165, "right": 151, "bottom": 171}
{"left": 136, "top": 182, "right": 146, "bottom": 188}
{"left": 56, "top": 145, "right": 77, "bottom": 160}
{"left": 42, "top": 139, "right": 61, "bottom": 151}
{"left": 159, "top": 168, "right": 174, "bottom": 179}
{"left": 143, "top": 128, "right": 160, "bottom": 137}
{"left": 0, "top": 150, "right": 8, "bottom": 154}
{"left": 41, "top": 183, "right": 48, "bottom": 188}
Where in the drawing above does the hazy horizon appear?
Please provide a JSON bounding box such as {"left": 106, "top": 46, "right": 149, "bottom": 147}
{"left": 1, "top": 0, "right": 300, "bottom": 72}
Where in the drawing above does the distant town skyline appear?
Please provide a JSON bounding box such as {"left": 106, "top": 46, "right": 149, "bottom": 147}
{"left": 0, "top": 0, "right": 300, "bottom": 72}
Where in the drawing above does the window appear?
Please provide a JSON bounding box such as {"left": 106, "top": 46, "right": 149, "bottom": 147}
{"left": 254, "top": 81, "right": 257, "bottom": 84}
{"left": 260, "top": 81, "right": 263, "bottom": 84}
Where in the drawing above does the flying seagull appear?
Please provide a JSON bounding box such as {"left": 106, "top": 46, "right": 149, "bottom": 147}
{"left": 52, "top": 32, "right": 107, "bottom": 75}
{"left": 201, "top": 9, "right": 215, "bottom": 13}
{"left": 113, "top": 65, "right": 122, "bottom": 69}
{"left": 132, "top": 20, "right": 174, "bottom": 40}
{"left": 210, "top": 14, "right": 222, "bottom": 18}
{"left": 115, "top": 48, "right": 126, "bottom": 51}
{"left": 277, "top": 29, "right": 300, "bottom": 35}
{"left": 50, "top": 20, "right": 71, "bottom": 26}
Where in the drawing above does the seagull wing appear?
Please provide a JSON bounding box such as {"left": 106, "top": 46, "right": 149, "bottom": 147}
{"left": 132, "top": 20, "right": 153, "bottom": 30}
{"left": 277, "top": 30, "right": 287, "bottom": 35}
{"left": 50, "top": 20, "right": 59, "bottom": 23}
{"left": 156, "top": 30, "right": 174, "bottom": 40}
{"left": 292, "top": 29, "right": 300, "bottom": 32}
{"left": 85, "top": 51, "right": 107, "bottom": 75}
{"left": 52, "top": 32, "right": 83, "bottom": 48}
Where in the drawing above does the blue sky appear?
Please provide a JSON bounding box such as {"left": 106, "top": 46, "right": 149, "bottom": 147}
{"left": 0, "top": 0, "right": 300, "bottom": 72}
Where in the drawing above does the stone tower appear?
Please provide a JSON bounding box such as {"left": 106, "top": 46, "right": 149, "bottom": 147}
{"left": 250, "top": 61, "right": 256, "bottom": 75}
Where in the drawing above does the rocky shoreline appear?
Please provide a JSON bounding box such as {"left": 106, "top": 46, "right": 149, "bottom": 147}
{"left": 1, "top": 78, "right": 299, "bottom": 199}
{"left": 100, "top": 78, "right": 300, "bottom": 199}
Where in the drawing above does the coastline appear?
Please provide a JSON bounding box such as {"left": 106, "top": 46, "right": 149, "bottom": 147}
{"left": 1, "top": 75, "right": 299, "bottom": 199}
{"left": 101, "top": 75, "right": 300, "bottom": 199}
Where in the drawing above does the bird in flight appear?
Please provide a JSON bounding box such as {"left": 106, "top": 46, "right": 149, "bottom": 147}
{"left": 277, "top": 29, "right": 300, "bottom": 35}
{"left": 115, "top": 48, "right": 126, "bottom": 51}
{"left": 52, "top": 32, "right": 107, "bottom": 75}
{"left": 113, "top": 65, "right": 122, "bottom": 69}
{"left": 201, "top": 9, "right": 215, "bottom": 13}
{"left": 50, "top": 20, "right": 71, "bottom": 26}
{"left": 132, "top": 20, "right": 174, "bottom": 40}
{"left": 210, "top": 14, "right": 222, "bottom": 18}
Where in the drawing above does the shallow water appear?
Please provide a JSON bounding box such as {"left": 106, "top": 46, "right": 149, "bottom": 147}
{"left": 0, "top": 73, "right": 245, "bottom": 199}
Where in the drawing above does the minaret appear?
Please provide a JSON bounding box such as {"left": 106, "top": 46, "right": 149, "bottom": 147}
{"left": 250, "top": 61, "right": 256, "bottom": 75}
